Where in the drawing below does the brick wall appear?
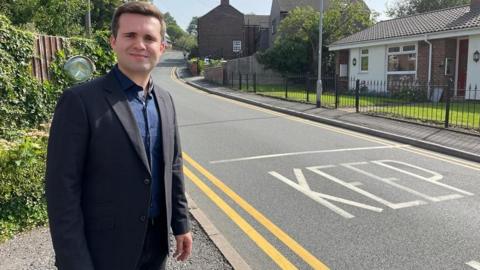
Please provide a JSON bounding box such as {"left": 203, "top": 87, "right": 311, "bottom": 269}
{"left": 198, "top": 4, "right": 244, "bottom": 59}
{"left": 335, "top": 50, "right": 349, "bottom": 76}
{"left": 204, "top": 66, "right": 224, "bottom": 85}
{"left": 417, "top": 39, "right": 457, "bottom": 85}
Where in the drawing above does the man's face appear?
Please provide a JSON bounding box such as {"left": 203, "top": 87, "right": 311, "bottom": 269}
{"left": 110, "top": 13, "right": 165, "bottom": 77}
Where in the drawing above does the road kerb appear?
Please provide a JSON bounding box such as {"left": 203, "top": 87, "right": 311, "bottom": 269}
{"left": 186, "top": 193, "right": 252, "bottom": 270}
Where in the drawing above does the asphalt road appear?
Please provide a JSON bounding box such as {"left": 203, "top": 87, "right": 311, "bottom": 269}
{"left": 153, "top": 51, "right": 480, "bottom": 270}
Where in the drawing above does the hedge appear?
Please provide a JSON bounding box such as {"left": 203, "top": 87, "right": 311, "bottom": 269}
{"left": 0, "top": 14, "right": 116, "bottom": 242}
{"left": 0, "top": 130, "right": 49, "bottom": 242}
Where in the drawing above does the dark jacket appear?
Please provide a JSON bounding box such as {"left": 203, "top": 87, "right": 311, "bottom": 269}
{"left": 45, "top": 70, "right": 190, "bottom": 270}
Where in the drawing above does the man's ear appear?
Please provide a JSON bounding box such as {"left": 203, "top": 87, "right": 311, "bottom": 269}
{"left": 110, "top": 35, "right": 116, "bottom": 49}
{"left": 159, "top": 42, "right": 166, "bottom": 53}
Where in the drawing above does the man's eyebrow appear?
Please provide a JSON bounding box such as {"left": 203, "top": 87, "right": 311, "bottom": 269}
{"left": 145, "top": 34, "right": 158, "bottom": 40}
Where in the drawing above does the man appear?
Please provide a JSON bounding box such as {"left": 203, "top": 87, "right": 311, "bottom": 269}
{"left": 45, "top": 2, "right": 192, "bottom": 270}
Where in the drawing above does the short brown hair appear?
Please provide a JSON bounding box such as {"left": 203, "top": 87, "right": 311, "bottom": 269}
{"left": 111, "top": 1, "right": 166, "bottom": 41}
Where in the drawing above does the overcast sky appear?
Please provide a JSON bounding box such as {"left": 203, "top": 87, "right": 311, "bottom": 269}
{"left": 153, "top": 0, "right": 393, "bottom": 31}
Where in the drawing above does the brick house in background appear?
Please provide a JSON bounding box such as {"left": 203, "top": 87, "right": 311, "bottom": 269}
{"left": 269, "top": 0, "right": 370, "bottom": 47}
{"left": 244, "top": 15, "right": 270, "bottom": 56}
{"left": 330, "top": 0, "right": 480, "bottom": 100}
{"left": 198, "top": 0, "right": 270, "bottom": 59}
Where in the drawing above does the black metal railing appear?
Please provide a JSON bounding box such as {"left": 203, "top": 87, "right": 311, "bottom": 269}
{"left": 223, "top": 72, "right": 480, "bottom": 133}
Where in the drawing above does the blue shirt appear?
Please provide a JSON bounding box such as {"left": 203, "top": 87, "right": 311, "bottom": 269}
{"left": 113, "top": 65, "right": 163, "bottom": 218}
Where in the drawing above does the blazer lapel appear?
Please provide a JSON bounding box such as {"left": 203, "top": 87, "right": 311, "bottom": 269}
{"left": 152, "top": 86, "right": 170, "bottom": 163}
{"left": 103, "top": 72, "right": 152, "bottom": 176}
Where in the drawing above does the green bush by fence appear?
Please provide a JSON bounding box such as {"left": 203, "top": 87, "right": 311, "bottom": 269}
{"left": 0, "top": 131, "right": 49, "bottom": 242}
{"left": 0, "top": 15, "right": 116, "bottom": 242}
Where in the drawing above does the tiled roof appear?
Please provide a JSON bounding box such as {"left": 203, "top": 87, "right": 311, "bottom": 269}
{"left": 332, "top": 5, "right": 480, "bottom": 46}
{"left": 244, "top": 15, "right": 270, "bottom": 28}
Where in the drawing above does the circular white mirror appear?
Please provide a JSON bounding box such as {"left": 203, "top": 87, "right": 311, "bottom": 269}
{"left": 63, "top": 56, "right": 96, "bottom": 83}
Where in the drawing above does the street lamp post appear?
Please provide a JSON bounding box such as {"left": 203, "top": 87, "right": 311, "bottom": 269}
{"left": 316, "top": 0, "right": 324, "bottom": 108}
{"left": 86, "top": 0, "right": 92, "bottom": 38}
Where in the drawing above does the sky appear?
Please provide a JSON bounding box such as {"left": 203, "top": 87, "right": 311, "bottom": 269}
{"left": 153, "top": 0, "right": 393, "bottom": 31}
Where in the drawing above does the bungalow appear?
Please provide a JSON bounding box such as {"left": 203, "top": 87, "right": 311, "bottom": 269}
{"left": 329, "top": 0, "right": 480, "bottom": 100}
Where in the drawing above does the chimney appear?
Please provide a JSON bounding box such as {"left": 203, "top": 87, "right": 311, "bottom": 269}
{"left": 472, "top": 0, "right": 480, "bottom": 10}
{"left": 221, "top": 0, "right": 229, "bottom": 6}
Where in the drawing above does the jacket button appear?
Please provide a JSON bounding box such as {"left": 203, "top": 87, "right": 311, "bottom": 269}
{"left": 144, "top": 178, "right": 151, "bottom": 185}
{"left": 139, "top": 215, "right": 146, "bottom": 222}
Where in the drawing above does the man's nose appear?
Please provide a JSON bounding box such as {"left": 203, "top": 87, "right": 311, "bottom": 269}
{"left": 132, "top": 38, "right": 147, "bottom": 50}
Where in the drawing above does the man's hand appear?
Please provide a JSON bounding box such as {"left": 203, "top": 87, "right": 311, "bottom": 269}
{"left": 173, "top": 232, "right": 192, "bottom": 261}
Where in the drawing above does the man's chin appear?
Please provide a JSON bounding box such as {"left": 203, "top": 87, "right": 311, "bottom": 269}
{"left": 124, "top": 64, "right": 153, "bottom": 74}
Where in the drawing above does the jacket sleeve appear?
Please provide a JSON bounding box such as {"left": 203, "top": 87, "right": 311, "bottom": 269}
{"left": 168, "top": 92, "right": 191, "bottom": 235}
{"left": 45, "top": 89, "right": 94, "bottom": 270}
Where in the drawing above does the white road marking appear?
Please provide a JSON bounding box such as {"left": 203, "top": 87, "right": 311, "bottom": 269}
{"left": 373, "top": 160, "right": 474, "bottom": 198}
{"left": 210, "top": 145, "right": 408, "bottom": 164}
{"left": 269, "top": 160, "right": 474, "bottom": 218}
{"left": 307, "top": 165, "right": 426, "bottom": 210}
{"left": 269, "top": 170, "right": 383, "bottom": 219}
{"left": 467, "top": 261, "right": 480, "bottom": 269}
{"left": 343, "top": 161, "right": 444, "bottom": 207}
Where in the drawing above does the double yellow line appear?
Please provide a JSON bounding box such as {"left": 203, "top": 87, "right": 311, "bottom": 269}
{"left": 183, "top": 152, "right": 329, "bottom": 270}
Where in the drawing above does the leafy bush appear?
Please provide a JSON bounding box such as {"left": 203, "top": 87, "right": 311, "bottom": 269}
{"left": 0, "top": 131, "right": 49, "bottom": 242}
{"left": 0, "top": 17, "right": 116, "bottom": 242}
{"left": 49, "top": 30, "right": 116, "bottom": 92}
{"left": 0, "top": 15, "right": 49, "bottom": 136}
{"left": 392, "top": 86, "right": 428, "bottom": 102}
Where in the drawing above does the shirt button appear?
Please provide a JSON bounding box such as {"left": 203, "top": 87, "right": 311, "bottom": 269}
{"left": 139, "top": 215, "right": 146, "bottom": 222}
{"left": 144, "top": 178, "right": 151, "bottom": 185}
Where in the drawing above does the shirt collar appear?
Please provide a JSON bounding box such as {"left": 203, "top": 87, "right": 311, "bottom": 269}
{"left": 113, "top": 64, "right": 154, "bottom": 95}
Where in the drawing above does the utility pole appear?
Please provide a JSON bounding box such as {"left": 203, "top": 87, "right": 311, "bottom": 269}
{"left": 316, "top": 0, "right": 324, "bottom": 108}
{"left": 86, "top": 0, "right": 92, "bottom": 38}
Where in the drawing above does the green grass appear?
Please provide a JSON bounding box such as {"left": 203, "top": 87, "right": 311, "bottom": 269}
{"left": 233, "top": 84, "right": 480, "bottom": 130}
{"left": 371, "top": 102, "right": 480, "bottom": 129}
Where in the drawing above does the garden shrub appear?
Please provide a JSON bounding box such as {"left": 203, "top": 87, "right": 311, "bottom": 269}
{"left": 0, "top": 16, "right": 115, "bottom": 242}
{"left": 0, "top": 130, "right": 49, "bottom": 242}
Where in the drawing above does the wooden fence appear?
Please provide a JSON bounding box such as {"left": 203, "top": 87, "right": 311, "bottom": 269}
{"left": 31, "top": 35, "right": 66, "bottom": 82}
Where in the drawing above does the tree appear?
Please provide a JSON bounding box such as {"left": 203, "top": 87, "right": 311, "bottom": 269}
{"left": 162, "top": 12, "right": 187, "bottom": 46}
{"left": 0, "top": 0, "right": 37, "bottom": 27}
{"left": 386, "top": 0, "right": 469, "bottom": 18}
{"left": 258, "top": 0, "right": 374, "bottom": 75}
{"left": 186, "top": 16, "right": 198, "bottom": 36}
{"left": 176, "top": 34, "right": 197, "bottom": 52}
{"left": 163, "top": 12, "right": 178, "bottom": 26}
{"left": 0, "top": 0, "right": 87, "bottom": 36}
{"left": 33, "top": 0, "right": 87, "bottom": 36}
{"left": 90, "top": 0, "right": 124, "bottom": 31}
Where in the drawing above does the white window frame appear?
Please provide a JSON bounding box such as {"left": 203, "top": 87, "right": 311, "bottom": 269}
{"left": 233, "top": 40, "right": 242, "bottom": 53}
{"left": 360, "top": 48, "right": 369, "bottom": 73}
{"left": 387, "top": 43, "right": 417, "bottom": 75}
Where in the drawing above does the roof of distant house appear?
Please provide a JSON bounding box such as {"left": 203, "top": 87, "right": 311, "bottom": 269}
{"left": 244, "top": 15, "right": 270, "bottom": 28}
{"left": 277, "top": 0, "right": 323, "bottom": 12}
{"left": 331, "top": 5, "right": 480, "bottom": 47}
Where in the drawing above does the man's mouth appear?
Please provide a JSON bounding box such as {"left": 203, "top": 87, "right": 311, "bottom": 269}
{"left": 130, "top": 53, "right": 148, "bottom": 58}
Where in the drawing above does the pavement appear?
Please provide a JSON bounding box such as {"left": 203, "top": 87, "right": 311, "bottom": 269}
{"left": 0, "top": 196, "right": 236, "bottom": 270}
{"left": 175, "top": 67, "right": 480, "bottom": 164}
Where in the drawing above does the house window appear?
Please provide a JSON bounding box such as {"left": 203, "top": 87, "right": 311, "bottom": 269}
{"left": 233, "top": 40, "right": 242, "bottom": 53}
{"left": 387, "top": 44, "right": 416, "bottom": 74}
{"left": 360, "top": 49, "right": 368, "bottom": 72}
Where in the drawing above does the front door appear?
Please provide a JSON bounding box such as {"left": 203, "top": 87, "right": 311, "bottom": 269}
{"left": 456, "top": 39, "right": 468, "bottom": 97}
